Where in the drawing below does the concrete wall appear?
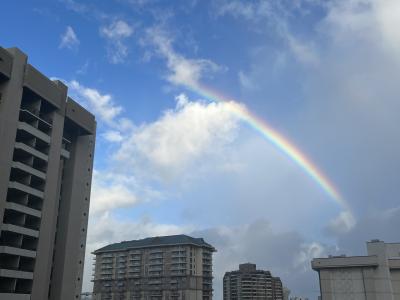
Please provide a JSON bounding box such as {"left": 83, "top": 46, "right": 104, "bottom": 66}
{"left": 49, "top": 132, "right": 95, "bottom": 300}
{"left": 391, "top": 270, "right": 400, "bottom": 300}
{"left": 31, "top": 82, "right": 66, "bottom": 300}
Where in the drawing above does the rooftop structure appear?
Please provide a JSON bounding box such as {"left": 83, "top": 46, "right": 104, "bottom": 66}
{"left": 312, "top": 240, "right": 400, "bottom": 300}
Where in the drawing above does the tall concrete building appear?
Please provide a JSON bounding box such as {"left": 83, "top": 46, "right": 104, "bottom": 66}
{"left": 92, "top": 235, "right": 216, "bottom": 300}
{"left": 312, "top": 240, "right": 400, "bottom": 300}
{"left": 223, "top": 263, "right": 284, "bottom": 300}
{"left": 0, "top": 46, "right": 96, "bottom": 300}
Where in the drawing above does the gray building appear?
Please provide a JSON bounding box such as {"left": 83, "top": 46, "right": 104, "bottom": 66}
{"left": 92, "top": 235, "right": 216, "bottom": 300}
{"left": 312, "top": 240, "right": 400, "bottom": 300}
{"left": 0, "top": 46, "right": 96, "bottom": 300}
{"left": 223, "top": 263, "right": 284, "bottom": 300}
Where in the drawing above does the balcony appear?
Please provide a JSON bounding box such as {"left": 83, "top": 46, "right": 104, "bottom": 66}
{"left": 0, "top": 269, "right": 33, "bottom": 280}
{"left": 101, "top": 260, "right": 113, "bottom": 264}
{"left": 129, "top": 256, "right": 141, "bottom": 261}
{"left": 1, "top": 224, "right": 39, "bottom": 238}
{"left": 19, "top": 108, "right": 53, "bottom": 129}
{"left": 102, "top": 253, "right": 114, "bottom": 258}
{"left": 0, "top": 246, "right": 36, "bottom": 258}
{"left": 17, "top": 122, "right": 51, "bottom": 144}
{"left": 8, "top": 182, "right": 44, "bottom": 199}
{"left": 4, "top": 202, "right": 41, "bottom": 218}
{"left": 171, "top": 252, "right": 186, "bottom": 258}
{"left": 11, "top": 162, "right": 46, "bottom": 180}
{"left": 148, "top": 271, "right": 162, "bottom": 277}
{"left": 14, "top": 143, "right": 48, "bottom": 162}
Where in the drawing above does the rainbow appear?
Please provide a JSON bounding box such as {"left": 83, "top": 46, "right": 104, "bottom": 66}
{"left": 188, "top": 82, "right": 348, "bottom": 209}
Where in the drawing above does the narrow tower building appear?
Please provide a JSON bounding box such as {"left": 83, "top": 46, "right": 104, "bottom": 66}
{"left": 0, "top": 46, "right": 96, "bottom": 300}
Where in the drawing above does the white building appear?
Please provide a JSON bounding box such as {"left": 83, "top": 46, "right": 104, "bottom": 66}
{"left": 312, "top": 240, "right": 400, "bottom": 300}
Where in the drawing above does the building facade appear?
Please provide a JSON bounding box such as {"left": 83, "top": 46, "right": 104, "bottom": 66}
{"left": 0, "top": 46, "right": 96, "bottom": 300}
{"left": 312, "top": 240, "right": 400, "bottom": 300}
{"left": 223, "top": 263, "right": 284, "bottom": 300}
{"left": 92, "top": 235, "right": 216, "bottom": 300}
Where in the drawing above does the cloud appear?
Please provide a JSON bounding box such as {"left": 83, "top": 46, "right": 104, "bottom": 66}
{"left": 67, "top": 80, "right": 123, "bottom": 125}
{"left": 59, "top": 26, "right": 80, "bottom": 50}
{"left": 102, "top": 130, "right": 124, "bottom": 143}
{"left": 62, "top": 0, "right": 88, "bottom": 13}
{"left": 101, "top": 20, "right": 134, "bottom": 39}
{"left": 324, "top": 0, "right": 400, "bottom": 60}
{"left": 214, "top": 0, "right": 273, "bottom": 21}
{"left": 114, "top": 93, "right": 240, "bottom": 180}
{"left": 326, "top": 210, "right": 356, "bottom": 235}
{"left": 331, "top": 206, "right": 400, "bottom": 255}
{"left": 143, "top": 26, "right": 223, "bottom": 87}
{"left": 214, "top": 0, "right": 319, "bottom": 66}
{"left": 100, "top": 20, "right": 134, "bottom": 64}
{"left": 90, "top": 170, "right": 140, "bottom": 215}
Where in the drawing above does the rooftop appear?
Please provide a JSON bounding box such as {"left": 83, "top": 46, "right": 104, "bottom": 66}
{"left": 93, "top": 234, "right": 215, "bottom": 254}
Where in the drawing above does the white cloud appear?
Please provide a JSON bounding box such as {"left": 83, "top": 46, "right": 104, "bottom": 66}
{"left": 59, "top": 26, "right": 80, "bottom": 50}
{"left": 327, "top": 210, "right": 356, "bottom": 235}
{"left": 215, "top": 0, "right": 272, "bottom": 21}
{"left": 215, "top": 0, "right": 319, "bottom": 66}
{"left": 285, "top": 33, "right": 319, "bottom": 65}
{"left": 102, "top": 130, "right": 124, "bottom": 142}
{"left": 324, "top": 0, "right": 400, "bottom": 61}
{"left": 101, "top": 20, "right": 134, "bottom": 39}
{"left": 100, "top": 20, "right": 134, "bottom": 64}
{"left": 294, "top": 242, "right": 327, "bottom": 271}
{"left": 68, "top": 80, "right": 123, "bottom": 125}
{"left": 114, "top": 93, "right": 240, "bottom": 179}
{"left": 143, "top": 27, "right": 223, "bottom": 87}
{"left": 90, "top": 170, "right": 140, "bottom": 215}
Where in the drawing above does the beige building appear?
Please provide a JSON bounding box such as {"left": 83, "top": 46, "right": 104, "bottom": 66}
{"left": 312, "top": 240, "right": 400, "bottom": 300}
{"left": 0, "top": 46, "right": 96, "bottom": 300}
{"left": 223, "top": 263, "right": 284, "bottom": 300}
{"left": 92, "top": 235, "right": 216, "bottom": 300}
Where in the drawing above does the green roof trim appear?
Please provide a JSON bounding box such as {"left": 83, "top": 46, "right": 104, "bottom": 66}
{"left": 94, "top": 234, "right": 215, "bottom": 254}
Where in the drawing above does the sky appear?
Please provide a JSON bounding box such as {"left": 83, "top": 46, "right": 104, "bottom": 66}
{"left": 2, "top": 0, "right": 400, "bottom": 298}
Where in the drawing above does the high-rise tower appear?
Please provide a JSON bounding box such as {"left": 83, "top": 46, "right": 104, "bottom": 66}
{"left": 0, "top": 46, "right": 96, "bottom": 300}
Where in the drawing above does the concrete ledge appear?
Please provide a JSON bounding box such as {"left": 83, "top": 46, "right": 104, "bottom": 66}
{"left": 5, "top": 201, "right": 42, "bottom": 218}
{"left": 23, "top": 65, "right": 65, "bottom": 109}
{"left": 61, "top": 148, "right": 70, "bottom": 159}
{"left": 18, "top": 122, "right": 51, "bottom": 143}
{"left": 0, "top": 47, "right": 13, "bottom": 79}
{"left": 1, "top": 223, "right": 39, "bottom": 238}
{"left": 0, "top": 268, "right": 33, "bottom": 279}
{"left": 0, "top": 245, "right": 36, "bottom": 258}
{"left": 12, "top": 161, "right": 46, "bottom": 180}
{"left": 66, "top": 97, "right": 96, "bottom": 134}
{"left": 0, "top": 294, "right": 31, "bottom": 300}
{"left": 389, "top": 259, "right": 400, "bottom": 269}
{"left": 312, "top": 256, "right": 379, "bottom": 270}
{"left": 14, "top": 142, "right": 48, "bottom": 161}
{"left": 9, "top": 181, "right": 44, "bottom": 198}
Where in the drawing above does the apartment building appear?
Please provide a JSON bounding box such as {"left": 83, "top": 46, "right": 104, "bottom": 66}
{"left": 312, "top": 240, "right": 400, "bottom": 300}
{"left": 92, "top": 235, "right": 216, "bottom": 300}
{"left": 223, "top": 263, "right": 284, "bottom": 300}
{"left": 0, "top": 46, "right": 96, "bottom": 300}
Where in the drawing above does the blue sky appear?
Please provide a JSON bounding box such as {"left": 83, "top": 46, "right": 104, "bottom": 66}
{"left": 2, "top": 0, "right": 400, "bottom": 298}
